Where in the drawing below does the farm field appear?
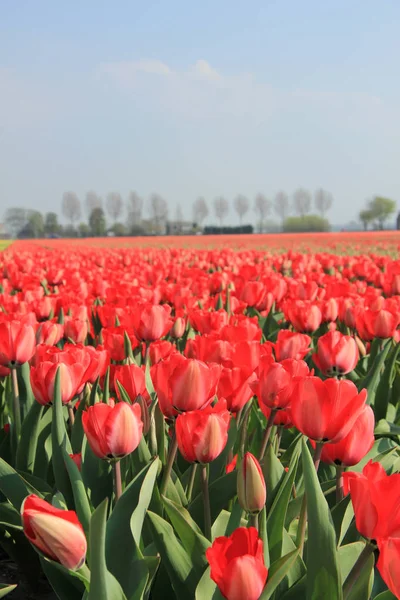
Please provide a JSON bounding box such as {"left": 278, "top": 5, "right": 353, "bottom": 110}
{"left": 0, "top": 231, "right": 400, "bottom": 599}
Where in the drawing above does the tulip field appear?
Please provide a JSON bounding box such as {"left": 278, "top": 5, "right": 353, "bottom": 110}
{"left": 1, "top": 233, "right": 400, "bottom": 600}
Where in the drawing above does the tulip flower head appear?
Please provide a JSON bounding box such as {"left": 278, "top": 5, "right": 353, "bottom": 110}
{"left": 175, "top": 400, "right": 230, "bottom": 463}
{"left": 21, "top": 494, "right": 87, "bottom": 571}
{"left": 237, "top": 453, "right": 266, "bottom": 514}
{"left": 82, "top": 401, "right": 143, "bottom": 460}
{"left": 206, "top": 527, "right": 268, "bottom": 600}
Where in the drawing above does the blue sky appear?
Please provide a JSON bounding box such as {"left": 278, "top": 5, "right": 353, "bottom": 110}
{"left": 1, "top": 0, "right": 400, "bottom": 226}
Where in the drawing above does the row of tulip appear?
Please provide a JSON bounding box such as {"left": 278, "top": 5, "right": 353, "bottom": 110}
{"left": 0, "top": 242, "right": 399, "bottom": 599}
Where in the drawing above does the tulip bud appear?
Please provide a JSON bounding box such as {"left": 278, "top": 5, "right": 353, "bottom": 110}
{"left": 171, "top": 317, "right": 186, "bottom": 339}
{"left": 135, "top": 394, "right": 150, "bottom": 435}
{"left": 237, "top": 452, "right": 266, "bottom": 514}
{"left": 21, "top": 494, "right": 87, "bottom": 571}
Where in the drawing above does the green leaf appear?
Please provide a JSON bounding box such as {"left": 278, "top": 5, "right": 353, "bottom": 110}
{"left": 71, "top": 393, "right": 87, "bottom": 453}
{"left": 195, "top": 566, "right": 224, "bottom": 600}
{"left": 0, "top": 457, "right": 42, "bottom": 509}
{"left": 147, "top": 510, "right": 198, "bottom": 600}
{"left": 189, "top": 471, "right": 237, "bottom": 531}
{"left": 105, "top": 459, "right": 159, "bottom": 600}
{"left": 374, "top": 343, "right": 400, "bottom": 421}
{"left": 373, "top": 592, "right": 397, "bottom": 600}
{"left": 63, "top": 450, "right": 91, "bottom": 536}
{"left": 51, "top": 368, "right": 74, "bottom": 508}
{"left": 17, "top": 361, "right": 35, "bottom": 420}
{"left": 331, "top": 495, "right": 354, "bottom": 546}
{"left": 40, "top": 557, "right": 84, "bottom": 600}
{"left": 163, "top": 496, "right": 210, "bottom": 571}
{"left": 260, "top": 549, "right": 300, "bottom": 600}
{"left": 15, "top": 402, "right": 43, "bottom": 473}
{"left": 0, "top": 584, "right": 17, "bottom": 598}
{"left": 0, "top": 502, "right": 23, "bottom": 530}
{"left": 338, "top": 542, "right": 374, "bottom": 600}
{"left": 302, "top": 438, "right": 342, "bottom": 600}
{"left": 267, "top": 441, "right": 300, "bottom": 563}
{"left": 82, "top": 438, "right": 112, "bottom": 509}
{"left": 264, "top": 443, "right": 286, "bottom": 511}
{"left": 88, "top": 499, "right": 128, "bottom": 600}
{"left": 359, "top": 338, "right": 392, "bottom": 406}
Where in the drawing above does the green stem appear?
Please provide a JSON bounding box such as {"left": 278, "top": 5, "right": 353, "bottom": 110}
{"left": 275, "top": 425, "right": 283, "bottom": 456}
{"left": 77, "top": 563, "right": 91, "bottom": 584}
{"left": 186, "top": 463, "right": 198, "bottom": 503}
{"left": 313, "top": 441, "right": 324, "bottom": 473}
{"left": 343, "top": 543, "right": 375, "bottom": 599}
{"left": 67, "top": 403, "right": 75, "bottom": 428}
{"left": 239, "top": 400, "right": 253, "bottom": 456}
{"left": 336, "top": 464, "right": 344, "bottom": 503}
{"left": 249, "top": 513, "right": 259, "bottom": 531}
{"left": 160, "top": 433, "right": 178, "bottom": 496}
{"left": 11, "top": 367, "right": 21, "bottom": 440}
{"left": 258, "top": 408, "right": 277, "bottom": 461}
{"left": 201, "top": 464, "right": 212, "bottom": 541}
{"left": 113, "top": 460, "right": 122, "bottom": 503}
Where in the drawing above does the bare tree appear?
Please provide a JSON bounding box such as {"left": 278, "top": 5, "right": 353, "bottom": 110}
{"left": 175, "top": 204, "right": 184, "bottom": 233}
{"left": 149, "top": 193, "right": 168, "bottom": 233}
{"left": 85, "top": 191, "right": 103, "bottom": 217}
{"left": 314, "top": 188, "right": 333, "bottom": 218}
{"left": 4, "top": 208, "right": 29, "bottom": 237}
{"left": 213, "top": 196, "right": 229, "bottom": 229}
{"left": 293, "top": 188, "right": 311, "bottom": 217}
{"left": 127, "top": 191, "right": 143, "bottom": 229}
{"left": 193, "top": 196, "right": 209, "bottom": 225}
{"left": 273, "top": 191, "right": 290, "bottom": 227}
{"left": 233, "top": 194, "right": 250, "bottom": 229}
{"left": 254, "top": 193, "right": 271, "bottom": 233}
{"left": 62, "top": 192, "right": 81, "bottom": 225}
{"left": 106, "top": 192, "right": 123, "bottom": 223}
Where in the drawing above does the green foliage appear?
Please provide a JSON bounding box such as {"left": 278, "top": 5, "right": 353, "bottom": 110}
{"left": 283, "top": 214, "right": 330, "bottom": 233}
{"left": 89, "top": 207, "right": 107, "bottom": 236}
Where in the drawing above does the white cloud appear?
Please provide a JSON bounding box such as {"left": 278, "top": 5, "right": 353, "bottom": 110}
{"left": 191, "top": 59, "right": 220, "bottom": 81}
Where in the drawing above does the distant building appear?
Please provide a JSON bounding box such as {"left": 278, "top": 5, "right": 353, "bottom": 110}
{"left": 166, "top": 220, "right": 196, "bottom": 235}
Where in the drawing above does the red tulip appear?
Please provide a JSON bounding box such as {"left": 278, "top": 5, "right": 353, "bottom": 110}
{"left": 316, "top": 405, "right": 374, "bottom": 466}
{"left": 151, "top": 354, "right": 221, "bottom": 417}
{"left": 30, "top": 362, "right": 85, "bottom": 405}
{"left": 82, "top": 401, "right": 143, "bottom": 459}
{"left": 237, "top": 453, "right": 266, "bottom": 513}
{"left": 102, "top": 326, "right": 138, "bottom": 362}
{"left": 148, "top": 340, "right": 177, "bottom": 365}
{"left": 290, "top": 377, "right": 367, "bottom": 443}
{"left": 312, "top": 330, "right": 359, "bottom": 376}
{"left": 64, "top": 317, "right": 88, "bottom": 344}
{"left": 272, "top": 330, "right": 311, "bottom": 361}
{"left": 206, "top": 527, "right": 268, "bottom": 600}
{"left": 217, "top": 366, "right": 256, "bottom": 413}
{"left": 132, "top": 303, "right": 172, "bottom": 342}
{"left": 343, "top": 460, "right": 400, "bottom": 540}
{"left": 21, "top": 494, "right": 87, "bottom": 570}
{"left": 241, "top": 281, "right": 273, "bottom": 313}
{"left": 251, "top": 359, "right": 310, "bottom": 410}
{"left": 189, "top": 309, "right": 230, "bottom": 335}
{"left": 170, "top": 316, "right": 186, "bottom": 339}
{"left": 377, "top": 538, "right": 400, "bottom": 599}
{"left": 36, "top": 321, "right": 64, "bottom": 346}
{"left": 0, "top": 320, "right": 36, "bottom": 366}
{"left": 363, "top": 307, "right": 399, "bottom": 339}
{"left": 259, "top": 404, "right": 293, "bottom": 428}
{"left": 175, "top": 400, "right": 230, "bottom": 463}
{"left": 114, "top": 363, "right": 147, "bottom": 401}
{"left": 286, "top": 301, "right": 322, "bottom": 333}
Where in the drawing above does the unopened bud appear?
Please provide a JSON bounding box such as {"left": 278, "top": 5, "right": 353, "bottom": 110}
{"left": 237, "top": 452, "right": 266, "bottom": 514}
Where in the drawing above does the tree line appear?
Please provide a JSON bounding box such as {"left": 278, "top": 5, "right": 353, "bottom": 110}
{"left": 3, "top": 188, "right": 396, "bottom": 238}
{"left": 3, "top": 188, "right": 336, "bottom": 238}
